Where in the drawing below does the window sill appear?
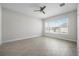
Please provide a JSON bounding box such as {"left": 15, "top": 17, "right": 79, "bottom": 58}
{"left": 45, "top": 32, "right": 68, "bottom": 35}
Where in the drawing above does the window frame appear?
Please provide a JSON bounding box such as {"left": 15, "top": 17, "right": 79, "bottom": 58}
{"left": 44, "top": 16, "right": 69, "bottom": 34}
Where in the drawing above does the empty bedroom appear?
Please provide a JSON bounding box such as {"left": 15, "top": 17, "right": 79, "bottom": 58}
{"left": 0, "top": 3, "right": 77, "bottom": 56}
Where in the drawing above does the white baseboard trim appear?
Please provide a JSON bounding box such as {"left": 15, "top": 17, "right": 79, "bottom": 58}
{"left": 44, "top": 35, "right": 77, "bottom": 42}
{"left": 2, "top": 34, "right": 42, "bottom": 44}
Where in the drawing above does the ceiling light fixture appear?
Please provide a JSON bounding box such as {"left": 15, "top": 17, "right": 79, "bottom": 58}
{"left": 60, "top": 3, "right": 65, "bottom": 7}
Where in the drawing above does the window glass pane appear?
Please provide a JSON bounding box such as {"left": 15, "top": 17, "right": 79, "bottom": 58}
{"left": 45, "top": 16, "right": 68, "bottom": 34}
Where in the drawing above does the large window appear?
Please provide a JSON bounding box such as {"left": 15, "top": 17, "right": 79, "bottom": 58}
{"left": 45, "top": 16, "right": 68, "bottom": 34}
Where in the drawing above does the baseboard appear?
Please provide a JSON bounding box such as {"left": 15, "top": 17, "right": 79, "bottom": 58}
{"left": 2, "top": 34, "right": 42, "bottom": 44}
{"left": 44, "top": 35, "right": 77, "bottom": 42}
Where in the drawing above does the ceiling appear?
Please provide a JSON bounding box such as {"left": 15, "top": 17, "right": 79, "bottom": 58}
{"left": 1, "top": 3, "right": 77, "bottom": 19}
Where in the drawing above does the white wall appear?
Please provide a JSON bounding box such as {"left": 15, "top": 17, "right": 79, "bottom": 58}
{"left": 77, "top": 4, "right": 79, "bottom": 56}
{"left": 43, "top": 11, "right": 77, "bottom": 42}
{"left": 2, "top": 8, "right": 42, "bottom": 43}
{"left": 0, "top": 5, "right": 2, "bottom": 45}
